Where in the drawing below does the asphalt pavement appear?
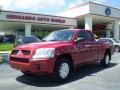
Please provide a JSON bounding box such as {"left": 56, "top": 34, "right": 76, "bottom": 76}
{"left": 0, "top": 53, "right": 120, "bottom": 90}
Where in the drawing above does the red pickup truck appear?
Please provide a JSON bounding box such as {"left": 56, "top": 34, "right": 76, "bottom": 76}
{"left": 9, "top": 29, "right": 113, "bottom": 82}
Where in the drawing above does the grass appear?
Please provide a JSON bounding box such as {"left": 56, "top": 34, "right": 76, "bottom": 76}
{"left": 0, "top": 43, "right": 14, "bottom": 51}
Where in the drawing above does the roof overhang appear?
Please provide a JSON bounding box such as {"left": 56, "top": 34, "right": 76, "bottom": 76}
{"left": 58, "top": 2, "right": 120, "bottom": 25}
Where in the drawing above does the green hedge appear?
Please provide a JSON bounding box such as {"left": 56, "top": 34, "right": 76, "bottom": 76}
{"left": 0, "top": 43, "right": 14, "bottom": 51}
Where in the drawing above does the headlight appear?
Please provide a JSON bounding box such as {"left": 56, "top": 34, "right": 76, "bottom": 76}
{"left": 32, "top": 48, "right": 55, "bottom": 59}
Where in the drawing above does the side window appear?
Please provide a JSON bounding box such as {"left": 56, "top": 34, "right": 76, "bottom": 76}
{"left": 77, "top": 31, "right": 86, "bottom": 40}
{"left": 86, "top": 31, "right": 93, "bottom": 41}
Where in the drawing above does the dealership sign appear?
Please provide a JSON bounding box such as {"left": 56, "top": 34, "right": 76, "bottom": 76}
{"left": 6, "top": 14, "right": 66, "bottom": 23}
{"left": 0, "top": 11, "right": 77, "bottom": 26}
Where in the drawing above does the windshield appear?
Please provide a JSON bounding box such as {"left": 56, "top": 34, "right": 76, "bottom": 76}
{"left": 113, "top": 38, "right": 120, "bottom": 43}
{"left": 43, "top": 30, "right": 75, "bottom": 41}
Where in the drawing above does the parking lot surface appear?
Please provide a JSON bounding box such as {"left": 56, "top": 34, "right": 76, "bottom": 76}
{"left": 0, "top": 53, "right": 120, "bottom": 90}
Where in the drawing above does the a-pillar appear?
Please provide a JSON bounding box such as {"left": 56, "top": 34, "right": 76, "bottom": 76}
{"left": 114, "top": 21, "right": 119, "bottom": 39}
{"left": 25, "top": 24, "right": 31, "bottom": 36}
{"left": 85, "top": 15, "right": 93, "bottom": 30}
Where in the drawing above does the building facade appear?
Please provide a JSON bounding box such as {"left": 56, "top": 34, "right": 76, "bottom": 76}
{"left": 0, "top": 2, "right": 120, "bottom": 39}
{"left": 58, "top": 2, "right": 120, "bottom": 39}
{"left": 0, "top": 11, "right": 77, "bottom": 37}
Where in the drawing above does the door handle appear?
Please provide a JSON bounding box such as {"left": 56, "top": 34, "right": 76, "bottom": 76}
{"left": 85, "top": 45, "right": 90, "bottom": 48}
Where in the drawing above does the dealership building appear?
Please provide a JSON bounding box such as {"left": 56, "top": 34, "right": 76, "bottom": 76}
{"left": 0, "top": 2, "right": 120, "bottom": 39}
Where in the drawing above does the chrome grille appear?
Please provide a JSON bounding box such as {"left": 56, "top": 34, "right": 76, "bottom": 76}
{"left": 11, "top": 50, "right": 31, "bottom": 55}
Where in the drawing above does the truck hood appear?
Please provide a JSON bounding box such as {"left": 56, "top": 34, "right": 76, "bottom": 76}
{"left": 15, "top": 41, "right": 73, "bottom": 50}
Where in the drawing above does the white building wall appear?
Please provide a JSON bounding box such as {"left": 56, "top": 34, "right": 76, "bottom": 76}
{"left": 58, "top": 2, "right": 120, "bottom": 19}
{"left": 57, "top": 3, "right": 90, "bottom": 18}
{"left": 106, "top": 23, "right": 113, "bottom": 30}
{"left": 89, "top": 3, "right": 120, "bottom": 19}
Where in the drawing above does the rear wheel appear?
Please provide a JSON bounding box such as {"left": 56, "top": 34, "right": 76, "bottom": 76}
{"left": 53, "top": 57, "right": 72, "bottom": 82}
{"left": 101, "top": 52, "right": 111, "bottom": 67}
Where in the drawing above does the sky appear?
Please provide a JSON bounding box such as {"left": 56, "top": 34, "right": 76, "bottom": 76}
{"left": 0, "top": 0, "right": 120, "bottom": 15}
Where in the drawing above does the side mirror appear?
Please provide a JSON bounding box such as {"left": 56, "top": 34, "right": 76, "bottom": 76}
{"left": 74, "top": 37, "right": 84, "bottom": 43}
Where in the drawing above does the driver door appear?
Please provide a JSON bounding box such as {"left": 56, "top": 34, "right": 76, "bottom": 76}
{"left": 75, "top": 30, "right": 89, "bottom": 64}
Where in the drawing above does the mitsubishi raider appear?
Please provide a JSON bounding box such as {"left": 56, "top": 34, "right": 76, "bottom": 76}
{"left": 9, "top": 29, "right": 113, "bottom": 82}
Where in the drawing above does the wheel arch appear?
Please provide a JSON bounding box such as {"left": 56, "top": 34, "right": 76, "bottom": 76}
{"left": 114, "top": 45, "right": 120, "bottom": 48}
{"left": 55, "top": 53, "right": 74, "bottom": 70}
{"left": 114, "top": 45, "right": 120, "bottom": 49}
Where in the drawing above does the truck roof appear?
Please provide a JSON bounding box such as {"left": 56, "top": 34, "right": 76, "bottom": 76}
{"left": 58, "top": 29, "right": 91, "bottom": 31}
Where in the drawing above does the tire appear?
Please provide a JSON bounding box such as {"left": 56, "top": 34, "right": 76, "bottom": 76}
{"left": 101, "top": 52, "right": 111, "bottom": 67}
{"left": 53, "top": 57, "right": 72, "bottom": 82}
{"left": 114, "top": 46, "right": 120, "bottom": 52}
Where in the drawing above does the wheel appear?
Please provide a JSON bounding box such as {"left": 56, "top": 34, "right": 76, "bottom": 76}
{"left": 53, "top": 57, "right": 72, "bottom": 82}
{"left": 101, "top": 52, "right": 111, "bottom": 67}
{"left": 114, "top": 46, "right": 120, "bottom": 52}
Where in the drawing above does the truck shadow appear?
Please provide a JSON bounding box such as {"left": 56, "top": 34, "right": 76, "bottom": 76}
{"left": 16, "top": 62, "right": 117, "bottom": 87}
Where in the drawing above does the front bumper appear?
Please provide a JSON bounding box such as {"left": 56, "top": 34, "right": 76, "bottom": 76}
{"left": 9, "top": 58, "right": 56, "bottom": 74}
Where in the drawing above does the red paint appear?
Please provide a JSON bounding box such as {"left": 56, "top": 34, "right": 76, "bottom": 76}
{"left": 9, "top": 29, "right": 113, "bottom": 75}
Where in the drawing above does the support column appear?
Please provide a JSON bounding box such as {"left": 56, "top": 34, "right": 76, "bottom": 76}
{"left": 25, "top": 24, "right": 31, "bottom": 36}
{"left": 106, "top": 30, "right": 111, "bottom": 38}
{"left": 114, "top": 21, "right": 119, "bottom": 39}
{"left": 106, "top": 23, "right": 112, "bottom": 38}
{"left": 85, "top": 15, "right": 93, "bottom": 30}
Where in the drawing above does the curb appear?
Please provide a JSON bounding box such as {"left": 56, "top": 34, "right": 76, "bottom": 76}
{"left": 0, "top": 51, "right": 11, "bottom": 54}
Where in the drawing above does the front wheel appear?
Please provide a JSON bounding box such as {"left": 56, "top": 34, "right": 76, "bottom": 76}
{"left": 101, "top": 52, "right": 111, "bottom": 67}
{"left": 53, "top": 57, "right": 72, "bottom": 82}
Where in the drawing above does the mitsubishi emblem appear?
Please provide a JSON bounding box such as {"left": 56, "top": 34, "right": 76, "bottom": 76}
{"left": 17, "top": 50, "right": 23, "bottom": 55}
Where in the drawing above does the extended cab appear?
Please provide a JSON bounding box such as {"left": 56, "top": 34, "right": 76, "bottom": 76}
{"left": 9, "top": 29, "right": 113, "bottom": 82}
